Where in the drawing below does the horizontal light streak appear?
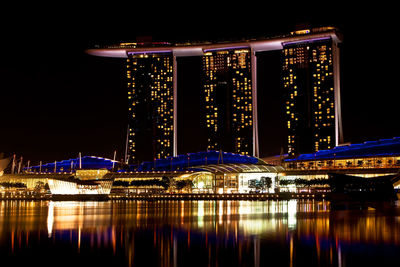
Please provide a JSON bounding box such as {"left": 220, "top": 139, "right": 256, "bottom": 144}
{"left": 203, "top": 46, "right": 249, "bottom": 53}
{"left": 282, "top": 37, "right": 331, "bottom": 47}
{"left": 127, "top": 50, "right": 173, "bottom": 55}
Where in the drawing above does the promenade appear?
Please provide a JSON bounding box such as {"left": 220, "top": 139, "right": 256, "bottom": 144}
{"left": 0, "top": 192, "right": 328, "bottom": 201}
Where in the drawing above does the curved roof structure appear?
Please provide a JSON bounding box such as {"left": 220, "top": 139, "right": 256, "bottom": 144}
{"left": 86, "top": 27, "right": 342, "bottom": 58}
{"left": 23, "top": 151, "right": 280, "bottom": 174}
{"left": 285, "top": 137, "right": 400, "bottom": 162}
{"left": 193, "top": 163, "right": 284, "bottom": 174}
{"left": 133, "top": 150, "right": 267, "bottom": 172}
{"left": 26, "top": 156, "right": 120, "bottom": 172}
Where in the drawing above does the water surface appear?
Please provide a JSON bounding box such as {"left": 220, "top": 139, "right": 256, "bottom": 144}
{"left": 1, "top": 200, "right": 400, "bottom": 266}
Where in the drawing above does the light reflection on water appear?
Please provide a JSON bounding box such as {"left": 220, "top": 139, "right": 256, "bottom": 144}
{"left": 1, "top": 200, "right": 400, "bottom": 267}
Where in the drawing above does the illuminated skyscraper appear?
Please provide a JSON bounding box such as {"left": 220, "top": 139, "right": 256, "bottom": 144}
{"left": 86, "top": 26, "right": 342, "bottom": 160}
{"left": 202, "top": 49, "right": 254, "bottom": 155}
{"left": 126, "top": 52, "right": 175, "bottom": 163}
{"left": 282, "top": 34, "right": 342, "bottom": 156}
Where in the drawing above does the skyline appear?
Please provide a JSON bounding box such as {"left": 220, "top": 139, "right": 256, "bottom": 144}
{"left": 1, "top": 3, "right": 399, "bottom": 164}
{"left": 87, "top": 27, "right": 342, "bottom": 162}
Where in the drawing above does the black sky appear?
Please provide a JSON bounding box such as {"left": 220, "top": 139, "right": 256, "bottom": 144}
{"left": 1, "top": 2, "right": 399, "bottom": 164}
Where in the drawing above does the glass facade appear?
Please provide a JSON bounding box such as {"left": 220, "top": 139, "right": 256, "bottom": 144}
{"left": 283, "top": 39, "right": 336, "bottom": 156}
{"left": 284, "top": 137, "right": 400, "bottom": 170}
{"left": 202, "top": 49, "right": 253, "bottom": 155}
{"left": 126, "top": 53, "right": 174, "bottom": 163}
{"left": 284, "top": 155, "right": 400, "bottom": 170}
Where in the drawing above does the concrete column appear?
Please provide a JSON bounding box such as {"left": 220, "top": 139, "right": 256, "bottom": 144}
{"left": 332, "top": 41, "right": 343, "bottom": 146}
{"left": 251, "top": 48, "right": 259, "bottom": 157}
{"left": 173, "top": 53, "right": 178, "bottom": 157}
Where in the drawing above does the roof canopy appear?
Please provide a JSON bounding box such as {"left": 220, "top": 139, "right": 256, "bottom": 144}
{"left": 285, "top": 137, "right": 400, "bottom": 162}
{"left": 26, "top": 156, "right": 119, "bottom": 172}
{"left": 193, "top": 164, "right": 284, "bottom": 174}
{"left": 25, "top": 151, "right": 272, "bottom": 174}
{"left": 131, "top": 151, "right": 266, "bottom": 172}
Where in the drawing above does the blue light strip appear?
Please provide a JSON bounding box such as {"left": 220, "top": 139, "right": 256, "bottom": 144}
{"left": 26, "top": 156, "right": 117, "bottom": 172}
{"left": 285, "top": 137, "right": 400, "bottom": 162}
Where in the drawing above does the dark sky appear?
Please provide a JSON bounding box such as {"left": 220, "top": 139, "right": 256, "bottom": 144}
{"left": 1, "top": 2, "right": 399, "bottom": 164}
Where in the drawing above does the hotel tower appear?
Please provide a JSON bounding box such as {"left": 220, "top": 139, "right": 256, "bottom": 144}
{"left": 282, "top": 32, "right": 343, "bottom": 156}
{"left": 202, "top": 49, "right": 254, "bottom": 155}
{"left": 126, "top": 52, "right": 174, "bottom": 163}
{"left": 86, "top": 26, "right": 342, "bottom": 161}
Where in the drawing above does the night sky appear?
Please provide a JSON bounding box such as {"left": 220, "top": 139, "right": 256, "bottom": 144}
{"left": 1, "top": 2, "right": 399, "bottom": 164}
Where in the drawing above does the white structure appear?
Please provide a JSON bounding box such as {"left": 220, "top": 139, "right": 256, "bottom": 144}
{"left": 47, "top": 178, "right": 113, "bottom": 195}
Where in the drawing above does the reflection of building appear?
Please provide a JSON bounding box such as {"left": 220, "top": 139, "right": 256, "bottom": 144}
{"left": 282, "top": 31, "right": 343, "bottom": 156}
{"left": 5, "top": 200, "right": 400, "bottom": 267}
{"left": 202, "top": 49, "right": 253, "bottom": 155}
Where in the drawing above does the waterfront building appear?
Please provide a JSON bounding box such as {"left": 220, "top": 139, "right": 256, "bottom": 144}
{"left": 0, "top": 156, "right": 118, "bottom": 196}
{"left": 284, "top": 137, "right": 400, "bottom": 171}
{"left": 282, "top": 30, "right": 343, "bottom": 156}
{"left": 279, "top": 137, "right": 400, "bottom": 192}
{"left": 126, "top": 51, "right": 174, "bottom": 163}
{"left": 86, "top": 27, "right": 342, "bottom": 159}
{"left": 1, "top": 137, "right": 400, "bottom": 197}
{"left": 1, "top": 152, "right": 282, "bottom": 195}
{"left": 110, "top": 151, "right": 283, "bottom": 194}
{"left": 202, "top": 49, "right": 253, "bottom": 155}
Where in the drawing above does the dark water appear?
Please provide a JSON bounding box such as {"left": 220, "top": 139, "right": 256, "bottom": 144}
{"left": 1, "top": 200, "right": 400, "bottom": 267}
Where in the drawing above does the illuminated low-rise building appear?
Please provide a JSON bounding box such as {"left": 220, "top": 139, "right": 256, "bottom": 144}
{"left": 46, "top": 178, "right": 113, "bottom": 196}
{"left": 1, "top": 152, "right": 283, "bottom": 195}
{"left": 109, "top": 151, "right": 284, "bottom": 194}
{"left": 284, "top": 137, "right": 400, "bottom": 171}
{"left": 0, "top": 156, "right": 118, "bottom": 197}
{"left": 280, "top": 137, "right": 400, "bottom": 192}
{"left": 2, "top": 137, "right": 400, "bottom": 197}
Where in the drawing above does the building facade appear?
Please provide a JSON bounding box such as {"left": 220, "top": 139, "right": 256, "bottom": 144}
{"left": 282, "top": 35, "right": 342, "bottom": 156}
{"left": 202, "top": 49, "right": 253, "bottom": 156}
{"left": 126, "top": 52, "right": 175, "bottom": 163}
{"left": 86, "top": 26, "right": 342, "bottom": 161}
{"left": 284, "top": 137, "right": 400, "bottom": 171}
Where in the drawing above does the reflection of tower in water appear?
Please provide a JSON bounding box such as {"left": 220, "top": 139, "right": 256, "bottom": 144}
{"left": 2, "top": 200, "right": 400, "bottom": 267}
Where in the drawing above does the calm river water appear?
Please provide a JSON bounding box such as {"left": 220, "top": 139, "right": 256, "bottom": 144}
{"left": 1, "top": 200, "right": 400, "bottom": 267}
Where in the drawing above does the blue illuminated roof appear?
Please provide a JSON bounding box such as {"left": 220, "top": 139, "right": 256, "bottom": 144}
{"left": 26, "top": 156, "right": 119, "bottom": 172}
{"left": 285, "top": 137, "right": 400, "bottom": 162}
{"left": 26, "top": 151, "right": 264, "bottom": 173}
{"left": 128, "top": 151, "right": 262, "bottom": 172}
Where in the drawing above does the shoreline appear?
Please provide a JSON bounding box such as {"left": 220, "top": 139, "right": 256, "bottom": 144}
{"left": 0, "top": 192, "right": 328, "bottom": 201}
